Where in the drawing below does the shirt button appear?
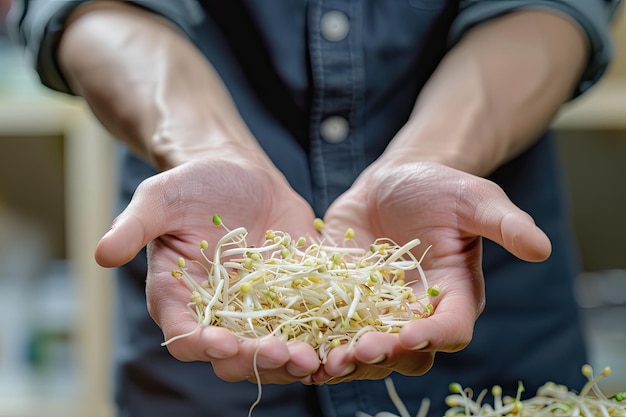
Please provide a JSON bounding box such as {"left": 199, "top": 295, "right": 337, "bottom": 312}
{"left": 320, "top": 10, "right": 350, "bottom": 41}
{"left": 320, "top": 116, "right": 349, "bottom": 143}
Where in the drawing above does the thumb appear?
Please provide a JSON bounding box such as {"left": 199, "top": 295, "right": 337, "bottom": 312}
{"left": 95, "top": 212, "right": 153, "bottom": 268}
{"left": 95, "top": 181, "right": 169, "bottom": 267}
{"left": 499, "top": 211, "right": 552, "bottom": 262}
{"left": 460, "top": 179, "right": 552, "bottom": 262}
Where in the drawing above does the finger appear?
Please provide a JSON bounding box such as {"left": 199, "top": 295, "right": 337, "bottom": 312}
{"left": 244, "top": 342, "right": 320, "bottom": 384}
{"left": 500, "top": 211, "right": 552, "bottom": 261}
{"left": 350, "top": 332, "right": 435, "bottom": 376}
{"left": 95, "top": 213, "right": 151, "bottom": 267}
{"left": 317, "top": 341, "right": 392, "bottom": 383}
{"left": 211, "top": 337, "right": 291, "bottom": 382}
{"left": 147, "top": 267, "right": 241, "bottom": 361}
{"left": 165, "top": 325, "right": 241, "bottom": 362}
{"left": 459, "top": 178, "right": 552, "bottom": 262}
{"left": 317, "top": 344, "right": 356, "bottom": 380}
{"left": 398, "top": 279, "right": 481, "bottom": 353}
{"left": 95, "top": 177, "right": 171, "bottom": 267}
{"left": 284, "top": 342, "right": 321, "bottom": 378}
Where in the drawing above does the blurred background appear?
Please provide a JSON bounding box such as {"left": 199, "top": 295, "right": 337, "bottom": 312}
{"left": 0, "top": 2, "right": 624, "bottom": 417}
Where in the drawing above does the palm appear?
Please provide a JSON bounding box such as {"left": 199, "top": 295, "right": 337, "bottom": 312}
{"left": 96, "top": 158, "right": 322, "bottom": 383}
{"left": 316, "top": 162, "right": 550, "bottom": 382}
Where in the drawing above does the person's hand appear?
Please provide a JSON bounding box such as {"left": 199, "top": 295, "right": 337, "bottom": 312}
{"left": 63, "top": 2, "right": 325, "bottom": 384}
{"left": 94, "top": 157, "right": 322, "bottom": 384}
{"left": 312, "top": 161, "right": 551, "bottom": 383}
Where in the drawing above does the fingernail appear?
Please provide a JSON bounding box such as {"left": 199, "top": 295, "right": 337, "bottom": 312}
{"left": 337, "top": 363, "right": 356, "bottom": 377}
{"left": 205, "top": 348, "right": 229, "bottom": 359}
{"left": 410, "top": 341, "right": 429, "bottom": 351}
{"left": 286, "top": 363, "right": 312, "bottom": 378}
{"left": 365, "top": 354, "right": 386, "bottom": 365}
{"left": 256, "top": 356, "right": 282, "bottom": 369}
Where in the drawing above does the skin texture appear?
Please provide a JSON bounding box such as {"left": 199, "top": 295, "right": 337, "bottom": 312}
{"left": 58, "top": 2, "right": 587, "bottom": 385}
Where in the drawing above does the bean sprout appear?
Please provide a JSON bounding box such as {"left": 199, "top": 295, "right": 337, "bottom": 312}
{"left": 357, "top": 365, "right": 626, "bottom": 417}
{"left": 165, "top": 215, "right": 438, "bottom": 363}
{"left": 163, "top": 217, "right": 625, "bottom": 417}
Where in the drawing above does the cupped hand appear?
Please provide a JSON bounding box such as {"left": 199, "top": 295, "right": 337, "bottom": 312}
{"left": 94, "top": 158, "right": 321, "bottom": 384}
{"left": 312, "top": 161, "right": 551, "bottom": 383}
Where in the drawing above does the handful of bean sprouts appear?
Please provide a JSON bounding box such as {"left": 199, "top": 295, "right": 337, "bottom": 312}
{"left": 357, "top": 364, "right": 626, "bottom": 417}
{"left": 166, "top": 215, "right": 438, "bottom": 362}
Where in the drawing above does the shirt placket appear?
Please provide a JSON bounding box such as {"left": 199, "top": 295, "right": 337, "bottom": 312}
{"left": 307, "top": 0, "right": 365, "bottom": 216}
{"left": 307, "top": 2, "right": 370, "bottom": 416}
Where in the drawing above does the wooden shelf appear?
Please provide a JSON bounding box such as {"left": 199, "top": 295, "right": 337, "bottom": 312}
{"left": 0, "top": 92, "right": 115, "bottom": 417}
{"left": 553, "top": 4, "right": 626, "bottom": 130}
{"left": 0, "top": 397, "right": 82, "bottom": 417}
{"left": 553, "top": 79, "right": 626, "bottom": 130}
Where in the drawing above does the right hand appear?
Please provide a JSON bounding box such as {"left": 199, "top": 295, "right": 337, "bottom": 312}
{"left": 61, "top": 0, "right": 324, "bottom": 385}
{"left": 94, "top": 156, "right": 322, "bottom": 384}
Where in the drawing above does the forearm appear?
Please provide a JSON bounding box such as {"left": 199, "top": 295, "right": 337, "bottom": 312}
{"left": 382, "top": 9, "right": 589, "bottom": 177}
{"left": 58, "top": 1, "right": 267, "bottom": 171}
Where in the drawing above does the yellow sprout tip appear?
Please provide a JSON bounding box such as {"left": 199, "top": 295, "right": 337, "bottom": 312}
{"left": 445, "top": 397, "right": 460, "bottom": 407}
{"left": 313, "top": 218, "right": 325, "bottom": 231}
{"left": 448, "top": 382, "right": 463, "bottom": 394}
{"left": 240, "top": 282, "right": 253, "bottom": 294}
{"left": 427, "top": 285, "right": 441, "bottom": 297}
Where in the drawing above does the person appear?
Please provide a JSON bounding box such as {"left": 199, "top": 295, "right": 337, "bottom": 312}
{"left": 9, "top": 0, "right": 621, "bottom": 416}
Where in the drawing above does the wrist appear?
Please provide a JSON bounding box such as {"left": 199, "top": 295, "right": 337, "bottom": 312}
{"left": 148, "top": 116, "right": 273, "bottom": 172}
{"left": 378, "top": 100, "right": 500, "bottom": 177}
{"left": 377, "top": 10, "right": 588, "bottom": 178}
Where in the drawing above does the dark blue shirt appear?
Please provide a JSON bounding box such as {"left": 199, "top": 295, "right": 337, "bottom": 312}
{"left": 11, "top": 1, "right": 620, "bottom": 416}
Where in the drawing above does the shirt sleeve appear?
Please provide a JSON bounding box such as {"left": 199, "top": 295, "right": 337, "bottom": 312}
{"left": 7, "top": 0, "right": 204, "bottom": 95}
{"left": 451, "top": 0, "right": 623, "bottom": 96}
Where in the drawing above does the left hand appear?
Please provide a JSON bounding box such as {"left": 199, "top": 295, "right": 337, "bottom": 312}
{"left": 309, "top": 161, "right": 551, "bottom": 384}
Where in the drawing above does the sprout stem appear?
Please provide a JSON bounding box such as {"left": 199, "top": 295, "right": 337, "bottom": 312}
{"left": 167, "top": 217, "right": 436, "bottom": 366}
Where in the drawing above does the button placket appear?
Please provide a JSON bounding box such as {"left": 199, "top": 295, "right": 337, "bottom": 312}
{"left": 307, "top": 0, "right": 364, "bottom": 215}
